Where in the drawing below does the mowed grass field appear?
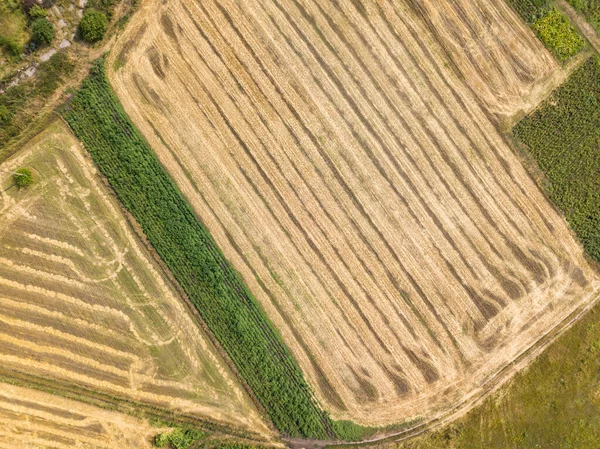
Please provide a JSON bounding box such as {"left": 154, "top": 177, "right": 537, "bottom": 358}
{"left": 0, "top": 120, "right": 271, "bottom": 437}
{"left": 108, "top": 0, "right": 600, "bottom": 427}
{"left": 0, "top": 381, "right": 158, "bottom": 448}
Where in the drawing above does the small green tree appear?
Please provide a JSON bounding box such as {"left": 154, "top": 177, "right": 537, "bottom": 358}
{"left": 79, "top": 10, "right": 108, "bottom": 42}
{"left": 13, "top": 168, "right": 33, "bottom": 188}
{"left": 28, "top": 5, "right": 47, "bottom": 20}
{"left": 0, "top": 105, "right": 12, "bottom": 125}
{"left": 31, "top": 18, "right": 54, "bottom": 45}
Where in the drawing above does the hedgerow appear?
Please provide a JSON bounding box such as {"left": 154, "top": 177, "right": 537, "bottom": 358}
{"left": 513, "top": 56, "right": 600, "bottom": 263}
{"left": 62, "top": 58, "right": 334, "bottom": 439}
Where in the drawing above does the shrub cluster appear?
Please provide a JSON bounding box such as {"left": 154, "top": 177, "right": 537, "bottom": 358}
{"left": 63, "top": 59, "right": 335, "bottom": 439}
{"left": 505, "top": 0, "right": 585, "bottom": 62}
{"left": 79, "top": 9, "right": 107, "bottom": 42}
{"left": 514, "top": 56, "right": 600, "bottom": 263}
{"left": 532, "top": 8, "right": 586, "bottom": 61}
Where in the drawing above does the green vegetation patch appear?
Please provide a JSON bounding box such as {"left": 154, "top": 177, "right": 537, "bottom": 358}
{"left": 532, "top": 8, "right": 586, "bottom": 62}
{"left": 0, "top": 52, "right": 73, "bottom": 151}
{"left": 568, "top": 0, "right": 600, "bottom": 31}
{"left": 79, "top": 9, "right": 108, "bottom": 43}
{"left": 62, "top": 58, "right": 334, "bottom": 439}
{"left": 155, "top": 428, "right": 205, "bottom": 449}
{"left": 506, "top": 0, "right": 551, "bottom": 23}
{"left": 505, "top": 1, "right": 584, "bottom": 62}
{"left": 12, "top": 167, "right": 33, "bottom": 188}
{"left": 514, "top": 55, "right": 600, "bottom": 263}
{"left": 0, "top": 0, "right": 28, "bottom": 61}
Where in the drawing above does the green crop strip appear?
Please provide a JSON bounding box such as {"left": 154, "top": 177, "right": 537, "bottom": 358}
{"left": 62, "top": 58, "right": 333, "bottom": 439}
{"left": 514, "top": 56, "right": 600, "bottom": 263}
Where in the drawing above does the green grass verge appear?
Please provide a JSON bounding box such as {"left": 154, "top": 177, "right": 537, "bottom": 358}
{"left": 513, "top": 55, "right": 600, "bottom": 263}
{"left": 62, "top": 58, "right": 332, "bottom": 439}
{"left": 568, "top": 0, "right": 600, "bottom": 31}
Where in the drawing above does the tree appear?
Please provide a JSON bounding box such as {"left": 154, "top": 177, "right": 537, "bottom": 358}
{"left": 13, "top": 168, "right": 33, "bottom": 188}
{"left": 31, "top": 18, "right": 54, "bottom": 45}
{"left": 79, "top": 10, "right": 108, "bottom": 42}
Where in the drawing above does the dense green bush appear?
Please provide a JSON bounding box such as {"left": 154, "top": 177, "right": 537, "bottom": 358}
{"left": 532, "top": 8, "right": 586, "bottom": 61}
{"left": 514, "top": 56, "right": 600, "bottom": 263}
{"left": 13, "top": 168, "right": 33, "bottom": 187}
{"left": 568, "top": 0, "right": 600, "bottom": 31}
{"left": 154, "top": 428, "right": 205, "bottom": 449}
{"left": 506, "top": 0, "right": 550, "bottom": 23}
{"left": 79, "top": 9, "right": 107, "bottom": 42}
{"left": 28, "top": 5, "right": 47, "bottom": 19}
{"left": 63, "top": 59, "right": 334, "bottom": 439}
{"left": 30, "top": 17, "right": 53, "bottom": 45}
{"left": 0, "top": 36, "right": 22, "bottom": 57}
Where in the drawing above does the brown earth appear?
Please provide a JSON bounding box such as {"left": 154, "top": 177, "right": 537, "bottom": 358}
{"left": 0, "top": 121, "right": 272, "bottom": 438}
{"left": 108, "top": 0, "right": 600, "bottom": 427}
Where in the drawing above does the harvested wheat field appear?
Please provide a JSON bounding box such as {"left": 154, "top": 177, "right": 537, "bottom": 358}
{"left": 0, "top": 381, "right": 158, "bottom": 448}
{"left": 109, "top": 0, "right": 600, "bottom": 426}
{"left": 405, "top": 0, "right": 558, "bottom": 118}
{"left": 0, "top": 120, "right": 271, "bottom": 436}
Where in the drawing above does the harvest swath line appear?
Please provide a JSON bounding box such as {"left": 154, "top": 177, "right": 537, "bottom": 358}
{"left": 109, "top": 0, "right": 599, "bottom": 427}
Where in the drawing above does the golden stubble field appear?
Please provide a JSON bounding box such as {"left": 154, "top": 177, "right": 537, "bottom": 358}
{"left": 0, "top": 381, "right": 158, "bottom": 448}
{"left": 109, "top": 0, "right": 600, "bottom": 426}
{"left": 0, "top": 121, "right": 271, "bottom": 437}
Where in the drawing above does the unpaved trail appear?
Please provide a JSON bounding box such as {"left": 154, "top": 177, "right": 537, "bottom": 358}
{"left": 108, "top": 0, "right": 600, "bottom": 429}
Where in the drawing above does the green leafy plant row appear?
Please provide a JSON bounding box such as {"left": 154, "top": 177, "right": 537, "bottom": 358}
{"left": 62, "top": 58, "right": 334, "bottom": 439}
{"left": 513, "top": 56, "right": 600, "bottom": 263}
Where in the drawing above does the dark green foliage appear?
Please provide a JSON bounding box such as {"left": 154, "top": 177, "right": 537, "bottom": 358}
{"left": 505, "top": 0, "right": 550, "bottom": 23}
{"left": 154, "top": 428, "right": 205, "bottom": 449}
{"left": 30, "top": 17, "right": 53, "bottom": 45}
{"left": 79, "top": 10, "right": 107, "bottom": 42}
{"left": 13, "top": 167, "right": 33, "bottom": 187}
{"left": 568, "top": 0, "right": 600, "bottom": 31}
{"left": 532, "top": 8, "right": 585, "bottom": 62}
{"left": 514, "top": 56, "right": 600, "bottom": 263}
{"left": 0, "top": 36, "right": 22, "bottom": 57}
{"left": 63, "top": 59, "right": 334, "bottom": 439}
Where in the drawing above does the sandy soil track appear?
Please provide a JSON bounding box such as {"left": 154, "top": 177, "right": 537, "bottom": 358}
{"left": 109, "top": 0, "right": 600, "bottom": 426}
{"left": 0, "top": 121, "right": 271, "bottom": 436}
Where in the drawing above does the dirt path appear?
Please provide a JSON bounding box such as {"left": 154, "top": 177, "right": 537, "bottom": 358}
{"left": 557, "top": 0, "right": 600, "bottom": 54}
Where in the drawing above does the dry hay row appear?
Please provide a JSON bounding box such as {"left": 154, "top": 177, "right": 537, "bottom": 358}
{"left": 0, "top": 122, "right": 272, "bottom": 436}
{"left": 109, "top": 0, "right": 599, "bottom": 425}
{"left": 0, "top": 381, "right": 156, "bottom": 449}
